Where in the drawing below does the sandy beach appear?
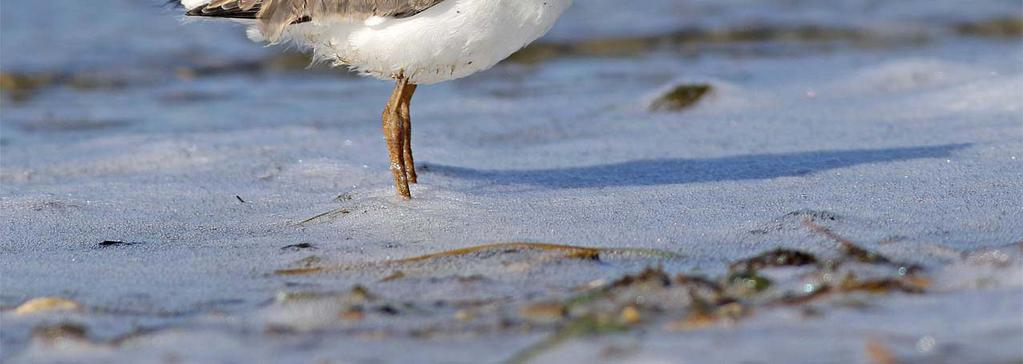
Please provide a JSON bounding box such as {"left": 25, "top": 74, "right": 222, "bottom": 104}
{"left": 1, "top": 1, "right": 1021, "bottom": 362}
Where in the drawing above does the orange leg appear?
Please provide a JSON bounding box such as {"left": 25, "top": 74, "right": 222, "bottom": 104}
{"left": 382, "top": 78, "right": 412, "bottom": 199}
{"left": 399, "top": 84, "right": 418, "bottom": 184}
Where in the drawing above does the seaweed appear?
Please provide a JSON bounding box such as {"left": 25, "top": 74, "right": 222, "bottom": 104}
{"left": 729, "top": 248, "right": 818, "bottom": 272}
{"left": 803, "top": 218, "right": 923, "bottom": 274}
{"left": 390, "top": 242, "right": 605, "bottom": 264}
{"left": 281, "top": 243, "right": 315, "bottom": 251}
{"left": 666, "top": 290, "right": 746, "bottom": 331}
{"left": 494, "top": 221, "right": 936, "bottom": 362}
{"left": 97, "top": 240, "right": 139, "bottom": 248}
{"left": 298, "top": 206, "right": 352, "bottom": 225}
{"left": 649, "top": 84, "right": 712, "bottom": 112}
{"left": 14, "top": 297, "right": 81, "bottom": 314}
{"left": 274, "top": 242, "right": 682, "bottom": 276}
{"left": 725, "top": 271, "right": 773, "bottom": 294}
{"left": 0, "top": 70, "right": 129, "bottom": 103}
{"left": 507, "top": 313, "right": 632, "bottom": 364}
{"left": 263, "top": 228, "right": 937, "bottom": 363}
{"left": 955, "top": 17, "right": 1023, "bottom": 37}
{"left": 605, "top": 266, "right": 672, "bottom": 289}
{"left": 31, "top": 323, "right": 89, "bottom": 342}
{"left": 865, "top": 338, "right": 898, "bottom": 364}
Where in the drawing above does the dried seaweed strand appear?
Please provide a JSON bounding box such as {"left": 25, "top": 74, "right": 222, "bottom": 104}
{"left": 803, "top": 217, "right": 863, "bottom": 252}
{"left": 274, "top": 242, "right": 682, "bottom": 276}
{"left": 389, "top": 242, "right": 603, "bottom": 264}
{"left": 803, "top": 218, "right": 923, "bottom": 272}
{"left": 297, "top": 206, "right": 350, "bottom": 225}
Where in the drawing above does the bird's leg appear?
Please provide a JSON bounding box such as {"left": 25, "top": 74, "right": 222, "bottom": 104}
{"left": 383, "top": 78, "right": 411, "bottom": 199}
{"left": 399, "top": 83, "right": 418, "bottom": 183}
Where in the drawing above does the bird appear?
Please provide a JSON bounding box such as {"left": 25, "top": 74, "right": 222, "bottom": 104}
{"left": 176, "top": 0, "right": 574, "bottom": 199}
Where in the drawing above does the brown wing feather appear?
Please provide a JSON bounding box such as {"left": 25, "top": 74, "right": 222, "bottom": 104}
{"left": 186, "top": 0, "right": 446, "bottom": 42}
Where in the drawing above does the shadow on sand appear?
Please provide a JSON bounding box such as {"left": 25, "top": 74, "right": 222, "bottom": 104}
{"left": 424, "top": 144, "right": 969, "bottom": 189}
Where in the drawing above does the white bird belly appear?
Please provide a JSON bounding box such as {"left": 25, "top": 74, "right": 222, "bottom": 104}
{"left": 276, "top": 0, "right": 572, "bottom": 84}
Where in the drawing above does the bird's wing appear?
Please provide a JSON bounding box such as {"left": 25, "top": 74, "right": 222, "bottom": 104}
{"left": 187, "top": 0, "right": 445, "bottom": 41}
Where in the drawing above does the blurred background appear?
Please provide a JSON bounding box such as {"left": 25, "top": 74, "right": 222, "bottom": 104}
{"left": 1, "top": 0, "right": 1020, "bottom": 134}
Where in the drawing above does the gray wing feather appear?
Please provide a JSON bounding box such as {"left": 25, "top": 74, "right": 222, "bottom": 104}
{"left": 194, "top": 0, "right": 445, "bottom": 41}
